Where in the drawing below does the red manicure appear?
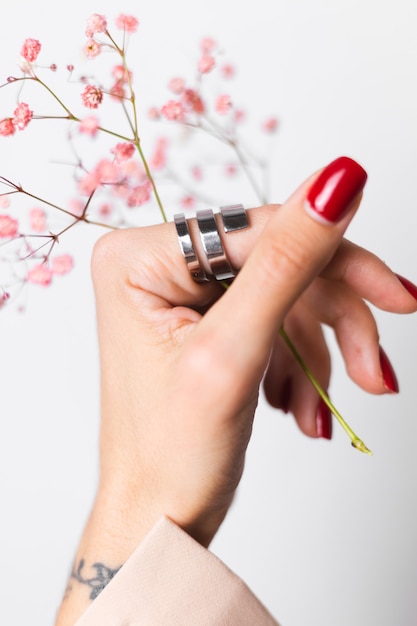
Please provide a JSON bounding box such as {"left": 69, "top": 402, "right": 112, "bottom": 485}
{"left": 305, "top": 156, "right": 368, "bottom": 224}
{"left": 396, "top": 274, "right": 417, "bottom": 301}
{"left": 379, "top": 346, "right": 399, "bottom": 393}
{"left": 316, "top": 397, "right": 332, "bottom": 440}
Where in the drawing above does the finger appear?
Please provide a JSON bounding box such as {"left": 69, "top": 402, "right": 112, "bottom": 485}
{"left": 302, "top": 279, "right": 399, "bottom": 394}
{"left": 320, "top": 239, "right": 417, "bottom": 313}
{"left": 196, "top": 157, "right": 367, "bottom": 376}
{"left": 263, "top": 303, "right": 332, "bottom": 438}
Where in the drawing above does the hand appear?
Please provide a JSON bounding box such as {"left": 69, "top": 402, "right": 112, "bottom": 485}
{"left": 89, "top": 156, "right": 416, "bottom": 550}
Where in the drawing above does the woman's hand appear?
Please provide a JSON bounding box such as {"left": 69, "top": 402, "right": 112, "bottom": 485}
{"left": 90, "top": 157, "right": 416, "bottom": 548}
{"left": 55, "top": 157, "right": 417, "bottom": 625}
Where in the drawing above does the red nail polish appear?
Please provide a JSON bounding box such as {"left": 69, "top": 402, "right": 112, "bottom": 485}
{"left": 316, "top": 397, "right": 332, "bottom": 440}
{"left": 379, "top": 346, "right": 399, "bottom": 393}
{"left": 305, "top": 156, "right": 368, "bottom": 224}
{"left": 396, "top": 274, "right": 417, "bottom": 300}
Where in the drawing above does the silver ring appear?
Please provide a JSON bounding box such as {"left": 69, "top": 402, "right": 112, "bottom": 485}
{"left": 174, "top": 213, "right": 209, "bottom": 283}
{"left": 220, "top": 204, "right": 248, "bottom": 232}
{"left": 196, "top": 209, "right": 236, "bottom": 281}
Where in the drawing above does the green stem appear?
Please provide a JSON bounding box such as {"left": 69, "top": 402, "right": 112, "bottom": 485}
{"left": 279, "top": 326, "right": 372, "bottom": 455}
{"left": 115, "top": 42, "right": 168, "bottom": 223}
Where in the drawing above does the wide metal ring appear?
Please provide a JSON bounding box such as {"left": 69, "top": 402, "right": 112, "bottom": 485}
{"left": 220, "top": 203, "right": 248, "bottom": 233}
{"left": 174, "top": 213, "right": 209, "bottom": 283}
{"left": 196, "top": 209, "right": 235, "bottom": 281}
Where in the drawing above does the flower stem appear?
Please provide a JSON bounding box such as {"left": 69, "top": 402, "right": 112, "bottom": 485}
{"left": 279, "top": 326, "right": 372, "bottom": 455}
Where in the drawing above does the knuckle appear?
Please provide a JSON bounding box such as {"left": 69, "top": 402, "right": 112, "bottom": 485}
{"left": 91, "top": 230, "right": 123, "bottom": 283}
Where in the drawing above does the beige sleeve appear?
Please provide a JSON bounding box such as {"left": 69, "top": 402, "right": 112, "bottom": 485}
{"left": 75, "top": 517, "right": 280, "bottom": 626}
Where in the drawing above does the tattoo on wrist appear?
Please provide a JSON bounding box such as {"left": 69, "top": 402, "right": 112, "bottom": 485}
{"left": 71, "top": 559, "right": 122, "bottom": 600}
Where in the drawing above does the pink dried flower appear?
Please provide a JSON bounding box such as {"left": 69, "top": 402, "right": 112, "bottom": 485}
{"left": 150, "top": 137, "right": 168, "bottom": 171}
{"left": 221, "top": 64, "right": 235, "bottom": 79}
{"left": 13, "top": 102, "right": 33, "bottom": 130}
{"left": 27, "top": 263, "right": 53, "bottom": 286}
{"left": 198, "top": 54, "right": 216, "bottom": 74}
{"left": 84, "top": 38, "right": 102, "bottom": 59}
{"left": 147, "top": 107, "right": 160, "bottom": 120}
{"left": 200, "top": 37, "right": 216, "bottom": 53}
{"left": 67, "top": 64, "right": 74, "bottom": 72}
{"left": 86, "top": 14, "right": 108, "bottom": 37}
{"left": 0, "top": 292, "right": 10, "bottom": 308}
{"left": 115, "top": 14, "right": 139, "bottom": 33}
{"left": 109, "top": 82, "right": 126, "bottom": 101}
{"left": 98, "top": 203, "right": 113, "bottom": 218}
{"left": 79, "top": 116, "right": 100, "bottom": 137}
{"left": 181, "top": 195, "right": 195, "bottom": 210}
{"left": 234, "top": 109, "right": 246, "bottom": 123}
{"left": 215, "top": 94, "right": 232, "bottom": 115}
{"left": 0, "top": 196, "right": 10, "bottom": 209}
{"left": 78, "top": 171, "right": 100, "bottom": 195}
{"left": 0, "top": 118, "right": 16, "bottom": 137}
{"left": 50, "top": 63, "right": 57, "bottom": 72}
{"left": 191, "top": 165, "right": 203, "bottom": 181}
{"left": 111, "top": 142, "right": 135, "bottom": 163}
{"left": 182, "top": 89, "right": 204, "bottom": 114}
{"left": 81, "top": 84, "right": 103, "bottom": 109}
{"left": 20, "top": 38, "right": 41, "bottom": 63}
{"left": 127, "top": 182, "right": 152, "bottom": 207}
{"left": 262, "top": 116, "right": 279, "bottom": 133}
{"left": 225, "top": 163, "right": 238, "bottom": 177}
{"left": 69, "top": 198, "right": 85, "bottom": 217}
{"left": 51, "top": 254, "right": 74, "bottom": 275}
{"left": 112, "top": 65, "right": 132, "bottom": 83}
{"left": 95, "top": 159, "right": 119, "bottom": 184}
{"left": 29, "top": 207, "right": 47, "bottom": 232}
{"left": 161, "top": 100, "right": 186, "bottom": 121}
{"left": 168, "top": 77, "right": 186, "bottom": 94}
{"left": 0, "top": 215, "right": 19, "bottom": 238}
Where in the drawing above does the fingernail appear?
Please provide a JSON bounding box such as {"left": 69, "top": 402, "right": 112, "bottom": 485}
{"left": 316, "top": 397, "right": 332, "bottom": 440}
{"left": 396, "top": 274, "right": 417, "bottom": 300}
{"left": 379, "top": 346, "right": 399, "bottom": 393}
{"left": 305, "top": 156, "right": 368, "bottom": 224}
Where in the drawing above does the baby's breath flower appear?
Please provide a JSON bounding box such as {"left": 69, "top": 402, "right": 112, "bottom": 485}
{"left": 198, "top": 54, "right": 216, "bottom": 74}
{"left": 20, "top": 38, "right": 41, "bottom": 63}
{"left": 84, "top": 39, "right": 102, "bottom": 59}
{"left": 13, "top": 102, "right": 33, "bottom": 130}
{"left": 161, "top": 100, "right": 186, "bottom": 121}
{"left": 0, "top": 215, "right": 19, "bottom": 238}
{"left": 0, "top": 118, "right": 16, "bottom": 137}
{"left": 215, "top": 94, "right": 232, "bottom": 115}
{"left": 81, "top": 85, "right": 103, "bottom": 109}
{"left": 85, "top": 14, "right": 108, "bottom": 37}
{"left": 27, "top": 264, "right": 53, "bottom": 286}
{"left": 115, "top": 14, "right": 139, "bottom": 33}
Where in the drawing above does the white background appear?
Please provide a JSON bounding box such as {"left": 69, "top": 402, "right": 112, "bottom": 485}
{"left": 1, "top": 1, "right": 417, "bottom": 625}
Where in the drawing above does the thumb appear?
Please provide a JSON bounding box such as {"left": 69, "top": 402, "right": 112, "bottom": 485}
{"left": 198, "top": 156, "right": 368, "bottom": 370}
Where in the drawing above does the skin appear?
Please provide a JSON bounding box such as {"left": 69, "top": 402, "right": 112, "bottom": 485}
{"left": 55, "top": 167, "right": 417, "bottom": 625}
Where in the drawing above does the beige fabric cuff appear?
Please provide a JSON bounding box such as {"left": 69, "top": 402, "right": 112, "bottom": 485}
{"left": 75, "top": 516, "right": 279, "bottom": 625}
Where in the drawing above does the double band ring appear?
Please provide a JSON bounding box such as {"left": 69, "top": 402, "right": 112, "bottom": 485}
{"left": 175, "top": 203, "right": 249, "bottom": 283}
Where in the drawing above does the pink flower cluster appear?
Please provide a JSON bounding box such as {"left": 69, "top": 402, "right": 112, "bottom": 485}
{"left": 81, "top": 84, "right": 103, "bottom": 109}
{"left": 0, "top": 102, "right": 33, "bottom": 136}
{"left": 76, "top": 138, "right": 167, "bottom": 209}
{"left": 20, "top": 38, "right": 41, "bottom": 63}
{"left": 27, "top": 254, "right": 74, "bottom": 287}
{"left": 0, "top": 215, "right": 19, "bottom": 238}
{"left": 157, "top": 38, "right": 238, "bottom": 124}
